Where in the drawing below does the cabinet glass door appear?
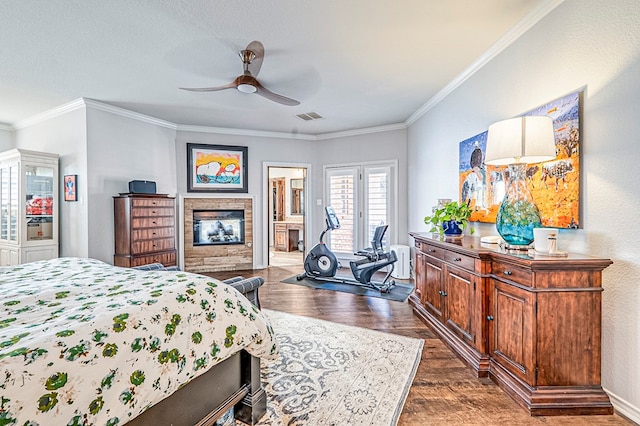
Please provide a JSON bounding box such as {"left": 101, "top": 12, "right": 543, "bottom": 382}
{"left": 10, "top": 166, "right": 18, "bottom": 241}
{"left": 1, "top": 165, "right": 19, "bottom": 242}
{"left": 1, "top": 166, "right": 8, "bottom": 240}
{"left": 25, "top": 165, "right": 54, "bottom": 241}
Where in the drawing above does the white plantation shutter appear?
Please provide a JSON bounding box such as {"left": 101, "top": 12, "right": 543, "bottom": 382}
{"left": 326, "top": 167, "right": 358, "bottom": 254}
{"left": 364, "top": 166, "right": 390, "bottom": 248}
{"left": 325, "top": 162, "right": 396, "bottom": 257}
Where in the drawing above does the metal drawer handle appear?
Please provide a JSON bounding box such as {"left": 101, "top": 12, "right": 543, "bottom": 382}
{"left": 504, "top": 270, "right": 512, "bottom": 276}
{"left": 454, "top": 257, "right": 462, "bottom": 262}
{"left": 429, "top": 249, "right": 436, "bottom": 253}
{"left": 487, "top": 315, "right": 494, "bottom": 321}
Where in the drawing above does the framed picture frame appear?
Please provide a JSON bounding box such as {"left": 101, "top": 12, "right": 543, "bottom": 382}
{"left": 64, "top": 175, "right": 77, "bottom": 201}
{"left": 187, "top": 143, "right": 248, "bottom": 193}
{"left": 458, "top": 90, "right": 582, "bottom": 228}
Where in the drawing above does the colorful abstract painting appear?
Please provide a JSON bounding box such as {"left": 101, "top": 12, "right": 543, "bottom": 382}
{"left": 187, "top": 144, "right": 248, "bottom": 193}
{"left": 459, "top": 91, "right": 581, "bottom": 228}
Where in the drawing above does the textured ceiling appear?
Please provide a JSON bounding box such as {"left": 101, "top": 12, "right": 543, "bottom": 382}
{"left": 0, "top": 0, "right": 556, "bottom": 135}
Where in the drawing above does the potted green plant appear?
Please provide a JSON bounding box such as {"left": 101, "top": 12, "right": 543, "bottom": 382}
{"left": 424, "top": 201, "right": 474, "bottom": 237}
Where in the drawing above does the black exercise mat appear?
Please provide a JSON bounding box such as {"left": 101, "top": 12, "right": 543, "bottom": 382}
{"left": 281, "top": 272, "right": 414, "bottom": 302}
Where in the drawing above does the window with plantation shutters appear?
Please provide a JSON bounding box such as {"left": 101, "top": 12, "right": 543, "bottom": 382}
{"left": 326, "top": 167, "right": 358, "bottom": 254}
{"left": 364, "top": 166, "right": 390, "bottom": 248}
{"left": 324, "top": 161, "right": 396, "bottom": 258}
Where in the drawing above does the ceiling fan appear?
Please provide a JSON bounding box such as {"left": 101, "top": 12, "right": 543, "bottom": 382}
{"left": 180, "top": 40, "right": 300, "bottom": 106}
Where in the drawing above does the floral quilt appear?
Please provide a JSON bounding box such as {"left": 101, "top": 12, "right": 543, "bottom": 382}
{"left": 0, "top": 258, "right": 278, "bottom": 425}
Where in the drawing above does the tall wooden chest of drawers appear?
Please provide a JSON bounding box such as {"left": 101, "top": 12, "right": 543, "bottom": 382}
{"left": 113, "top": 194, "right": 176, "bottom": 267}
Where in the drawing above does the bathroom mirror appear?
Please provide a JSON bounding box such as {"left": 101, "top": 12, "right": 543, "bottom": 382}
{"left": 290, "top": 178, "right": 304, "bottom": 215}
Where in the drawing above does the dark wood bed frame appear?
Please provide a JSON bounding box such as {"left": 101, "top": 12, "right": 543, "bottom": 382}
{"left": 129, "top": 350, "right": 265, "bottom": 425}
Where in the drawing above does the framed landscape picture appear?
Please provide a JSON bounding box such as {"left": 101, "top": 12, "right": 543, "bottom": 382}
{"left": 187, "top": 143, "right": 248, "bottom": 193}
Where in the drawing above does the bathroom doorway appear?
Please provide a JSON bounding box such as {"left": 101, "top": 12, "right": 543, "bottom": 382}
{"left": 267, "top": 166, "right": 307, "bottom": 267}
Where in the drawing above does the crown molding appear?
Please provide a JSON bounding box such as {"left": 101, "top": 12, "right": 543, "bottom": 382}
{"left": 175, "top": 124, "right": 317, "bottom": 140}
{"left": 176, "top": 122, "right": 406, "bottom": 140}
{"left": 314, "top": 123, "right": 407, "bottom": 140}
{"left": 9, "top": 97, "right": 406, "bottom": 140}
{"left": 12, "top": 98, "right": 86, "bottom": 130}
{"left": 405, "top": 0, "right": 565, "bottom": 127}
{"left": 83, "top": 99, "right": 177, "bottom": 129}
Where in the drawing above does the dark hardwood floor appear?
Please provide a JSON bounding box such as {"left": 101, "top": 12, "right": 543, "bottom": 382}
{"left": 209, "top": 266, "right": 632, "bottom": 426}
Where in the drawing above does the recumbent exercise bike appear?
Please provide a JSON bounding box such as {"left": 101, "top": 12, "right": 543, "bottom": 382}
{"left": 296, "top": 206, "right": 397, "bottom": 293}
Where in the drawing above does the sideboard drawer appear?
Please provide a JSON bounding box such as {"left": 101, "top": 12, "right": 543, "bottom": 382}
{"left": 492, "top": 262, "right": 532, "bottom": 286}
{"left": 443, "top": 250, "right": 475, "bottom": 271}
{"left": 417, "top": 241, "right": 445, "bottom": 260}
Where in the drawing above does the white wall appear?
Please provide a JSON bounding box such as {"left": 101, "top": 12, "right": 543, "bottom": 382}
{"left": 315, "top": 129, "right": 409, "bottom": 246}
{"left": 0, "top": 127, "right": 13, "bottom": 151}
{"left": 14, "top": 107, "right": 89, "bottom": 258}
{"left": 407, "top": 0, "right": 640, "bottom": 420}
{"left": 175, "top": 128, "right": 407, "bottom": 269}
{"left": 175, "top": 131, "right": 317, "bottom": 268}
{"left": 86, "top": 108, "right": 178, "bottom": 263}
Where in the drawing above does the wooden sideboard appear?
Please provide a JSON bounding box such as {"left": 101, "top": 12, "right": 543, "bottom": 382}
{"left": 113, "top": 194, "right": 177, "bottom": 267}
{"left": 409, "top": 232, "right": 613, "bottom": 416}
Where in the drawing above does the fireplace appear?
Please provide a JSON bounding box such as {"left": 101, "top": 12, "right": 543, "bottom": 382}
{"left": 193, "top": 209, "right": 245, "bottom": 246}
{"left": 183, "top": 197, "right": 253, "bottom": 273}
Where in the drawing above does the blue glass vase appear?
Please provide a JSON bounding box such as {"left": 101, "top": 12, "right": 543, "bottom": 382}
{"left": 496, "top": 164, "right": 542, "bottom": 246}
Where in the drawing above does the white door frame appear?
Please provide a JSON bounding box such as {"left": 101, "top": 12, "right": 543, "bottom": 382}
{"left": 261, "top": 161, "right": 312, "bottom": 269}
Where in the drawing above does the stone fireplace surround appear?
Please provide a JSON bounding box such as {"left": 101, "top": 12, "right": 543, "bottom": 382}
{"left": 181, "top": 196, "right": 253, "bottom": 273}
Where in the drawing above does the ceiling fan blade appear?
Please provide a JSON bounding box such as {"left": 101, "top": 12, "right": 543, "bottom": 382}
{"left": 179, "top": 80, "right": 237, "bottom": 92}
{"left": 245, "top": 40, "right": 264, "bottom": 77}
{"left": 255, "top": 81, "right": 300, "bottom": 106}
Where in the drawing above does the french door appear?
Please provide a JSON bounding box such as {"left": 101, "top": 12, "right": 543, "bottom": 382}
{"left": 324, "top": 161, "right": 396, "bottom": 258}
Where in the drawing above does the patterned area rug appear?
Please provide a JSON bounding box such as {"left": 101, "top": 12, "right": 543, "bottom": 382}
{"left": 246, "top": 309, "right": 424, "bottom": 425}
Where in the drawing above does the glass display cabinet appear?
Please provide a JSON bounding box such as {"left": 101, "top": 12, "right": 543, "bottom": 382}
{"left": 0, "top": 149, "right": 59, "bottom": 266}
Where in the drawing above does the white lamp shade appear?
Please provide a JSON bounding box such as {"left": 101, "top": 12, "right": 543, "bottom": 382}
{"left": 484, "top": 116, "right": 556, "bottom": 165}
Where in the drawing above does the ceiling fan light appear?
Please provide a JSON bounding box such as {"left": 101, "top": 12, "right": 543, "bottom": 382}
{"left": 237, "top": 83, "right": 257, "bottom": 93}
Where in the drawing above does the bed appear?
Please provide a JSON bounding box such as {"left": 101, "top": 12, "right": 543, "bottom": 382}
{"left": 0, "top": 257, "right": 278, "bottom": 425}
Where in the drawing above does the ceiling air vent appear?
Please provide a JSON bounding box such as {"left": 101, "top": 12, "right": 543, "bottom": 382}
{"left": 296, "top": 112, "right": 324, "bottom": 121}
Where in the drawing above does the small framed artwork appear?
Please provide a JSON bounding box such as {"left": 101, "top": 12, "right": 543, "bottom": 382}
{"left": 64, "top": 175, "right": 77, "bottom": 201}
{"left": 187, "top": 143, "right": 248, "bottom": 193}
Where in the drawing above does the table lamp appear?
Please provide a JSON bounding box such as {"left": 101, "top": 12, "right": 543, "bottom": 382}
{"left": 484, "top": 116, "right": 556, "bottom": 247}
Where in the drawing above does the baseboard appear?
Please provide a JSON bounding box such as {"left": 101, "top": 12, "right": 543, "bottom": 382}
{"left": 606, "top": 388, "right": 640, "bottom": 425}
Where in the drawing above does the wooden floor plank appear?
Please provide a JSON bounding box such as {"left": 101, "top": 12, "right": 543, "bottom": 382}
{"left": 207, "top": 266, "right": 633, "bottom": 425}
